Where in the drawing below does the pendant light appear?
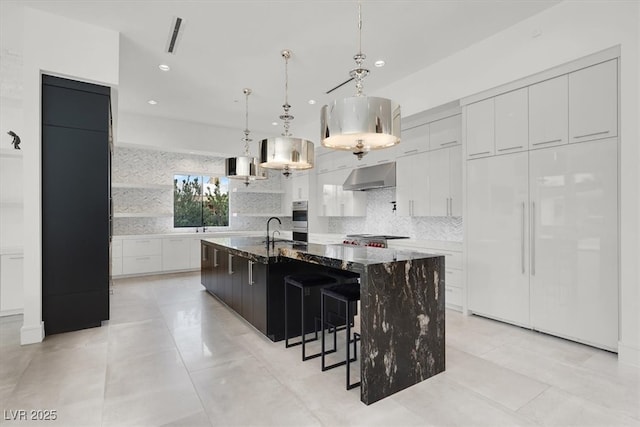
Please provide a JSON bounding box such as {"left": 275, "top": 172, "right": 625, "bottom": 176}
{"left": 259, "top": 50, "right": 314, "bottom": 177}
{"left": 225, "top": 88, "right": 267, "bottom": 186}
{"left": 320, "top": 3, "right": 401, "bottom": 160}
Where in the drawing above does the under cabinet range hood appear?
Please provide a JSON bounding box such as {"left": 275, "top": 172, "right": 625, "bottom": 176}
{"left": 343, "top": 162, "right": 396, "bottom": 191}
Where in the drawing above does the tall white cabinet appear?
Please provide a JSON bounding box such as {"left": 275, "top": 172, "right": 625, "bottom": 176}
{"left": 529, "top": 139, "right": 618, "bottom": 349}
{"left": 465, "top": 55, "right": 619, "bottom": 351}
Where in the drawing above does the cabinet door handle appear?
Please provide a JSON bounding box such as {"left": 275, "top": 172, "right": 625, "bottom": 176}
{"left": 404, "top": 148, "right": 418, "bottom": 154}
{"left": 573, "top": 130, "right": 609, "bottom": 139}
{"left": 248, "top": 261, "right": 254, "bottom": 285}
{"left": 531, "top": 201, "right": 536, "bottom": 276}
{"left": 521, "top": 202, "right": 525, "bottom": 274}
{"left": 228, "top": 254, "right": 233, "bottom": 274}
{"left": 497, "top": 146, "right": 523, "bottom": 152}
{"left": 213, "top": 249, "right": 219, "bottom": 267}
{"left": 440, "top": 140, "right": 458, "bottom": 147}
{"left": 377, "top": 159, "right": 389, "bottom": 164}
{"left": 469, "top": 151, "right": 491, "bottom": 157}
{"left": 202, "top": 246, "right": 207, "bottom": 261}
{"left": 532, "top": 138, "right": 562, "bottom": 146}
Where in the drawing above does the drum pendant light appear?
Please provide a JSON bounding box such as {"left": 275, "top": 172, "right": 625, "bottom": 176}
{"left": 320, "top": 3, "right": 401, "bottom": 160}
{"left": 225, "top": 88, "right": 267, "bottom": 186}
{"left": 259, "top": 50, "right": 314, "bottom": 177}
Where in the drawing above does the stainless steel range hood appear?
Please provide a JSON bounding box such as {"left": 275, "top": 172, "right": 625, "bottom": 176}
{"left": 343, "top": 161, "right": 396, "bottom": 191}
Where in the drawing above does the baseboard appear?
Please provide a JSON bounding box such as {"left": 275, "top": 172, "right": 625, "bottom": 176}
{"left": 618, "top": 340, "right": 640, "bottom": 367}
{"left": 20, "top": 322, "right": 44, "bottom": 345}
{"left": 0, "top": 308, "right": 23, "bottom": 317}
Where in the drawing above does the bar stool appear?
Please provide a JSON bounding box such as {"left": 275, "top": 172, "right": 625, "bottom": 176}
{"left": 284, "top": 274, "right": 338, "bottom": 361}
{"left": 321, "top": 283, "right": 361, "bottom": 390}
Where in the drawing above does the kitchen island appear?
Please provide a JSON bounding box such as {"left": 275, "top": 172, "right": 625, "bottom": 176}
{"left": 201, "top": 236, "right": 445, "bottom": 405}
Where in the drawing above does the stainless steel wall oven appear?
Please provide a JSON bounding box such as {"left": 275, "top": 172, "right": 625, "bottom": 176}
{"left": 291, "top": 200, "right": 308, "bottom": 242}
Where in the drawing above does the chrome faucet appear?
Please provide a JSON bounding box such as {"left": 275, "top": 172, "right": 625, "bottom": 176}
{"left": 266, "top": 216, "right": 282, "bottom": 246}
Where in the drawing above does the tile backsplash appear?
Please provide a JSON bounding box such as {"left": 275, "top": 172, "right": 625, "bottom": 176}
{"left": 112, "top": 146, "right": 290, "bottom": 235}
{"left": 327, "top": 188, "right": 462, "bottom": 242}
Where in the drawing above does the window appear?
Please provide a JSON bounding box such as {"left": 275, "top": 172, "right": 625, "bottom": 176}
{"left": 173, "top": 174, "right": 229, "bottom": 227}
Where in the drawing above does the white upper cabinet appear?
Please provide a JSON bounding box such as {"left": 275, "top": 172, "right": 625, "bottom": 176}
{"left": 449, "top": 145, "right": 462, "bottom": 216}
{"left": 466, "top": 98, "right": 495, "bottom": 159}
{"left": 316, "top": 168, "right": 366, "bottom": 217}
{"left": 428, "top": 149, "right": 449, "bottom": 216}
{"left": 495, "top": 88, "right": 528, "bottom": 154}
{"left": 528, "top": 75, "right": 568, "bottom": 150}
{"left": 291, "top": 172, "right": 309, "bottom": 201}
{"left": 398, "top": 123, "right": 430, "bottom": 156}
{"left": 429, "top": 114, "right": 461, "bottom": 149}
{"left": 396, "top": 152, "right": 429, "bottom": 217}
{"left": 569, "top": 59, "right": 618, "bottom": 143}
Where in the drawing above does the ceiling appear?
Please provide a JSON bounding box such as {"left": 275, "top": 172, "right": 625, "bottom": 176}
{"left": 1, "top": 0, "right": 561, "bottom": 135}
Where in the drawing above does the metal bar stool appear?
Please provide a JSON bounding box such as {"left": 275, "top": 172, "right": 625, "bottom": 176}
{"left": 321, "top": 283, "right": 361, "bottom": 390}
{"left": 284, "top": 274, "right": 338, "bottom": 361}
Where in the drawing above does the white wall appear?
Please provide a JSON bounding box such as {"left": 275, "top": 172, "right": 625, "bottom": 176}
{"left": 367, "top": 0, "right": 639, "bottom": 366}
{"left": 117, "top": 111, "right": 261, "bottom": 157}
{"left": 21, "top": 8, "right": 119, "bottom": 344}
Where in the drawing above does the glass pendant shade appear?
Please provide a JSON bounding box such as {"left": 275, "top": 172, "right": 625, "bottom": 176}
{"left": 259, "top": 49, "right": 314, "bottom": 175}
{"left": 225, "top": 88, "right": 267, "bottom": 185}
{"left": 320, "top": 4, "right": 401, "bottom": 160}
{"left": 259, "top": 136, "right": 314, "bottom": 170}
{"left": 225, "top": 156, "right": 267, "bottom": 181}
{"left": 320, "top": 95, "right": 400, "bottom": 156}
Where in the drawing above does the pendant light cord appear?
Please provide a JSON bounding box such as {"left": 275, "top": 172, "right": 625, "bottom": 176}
{"left": 351, "top": 2, "right": 369, "bottom": 97}
{"left": 242, "top": 88, "right": 252, "bottom": 155}
{"left": 279, "top": 50, "right": 294, "bottom": 137}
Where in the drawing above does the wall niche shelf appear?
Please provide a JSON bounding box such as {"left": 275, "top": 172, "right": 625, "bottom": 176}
{"left": 231, "top": 188, "right": 284, "bottom": 194}
{"left": 112, "top": 182, "right": 173, "bottom": 190}
{"left": 0, "top": 150, "right": 23, "bottom": 159}
{"left": 113, "top": 212, "right": 172, "bottom": 218}
{"left": 231, "top": 212, "right": 291, "bottom": 218}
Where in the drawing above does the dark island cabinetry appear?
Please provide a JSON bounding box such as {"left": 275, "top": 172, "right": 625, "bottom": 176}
{"left": 201, "top": 242, "right": 271, "bottom": 337}
{"left": 200, "top": 241, "right": 333, "bottom": 341}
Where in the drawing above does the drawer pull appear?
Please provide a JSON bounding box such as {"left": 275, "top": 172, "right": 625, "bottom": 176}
{"left": 573, "top": 130, "right": 609, "bottom": 139}
{"left": 136, "top": 257, "right": 151, "bottom": 261}
{"left": 440, "top": 140, "right": 458, "bottom": 146}
{"left": 532, "top": 138, "right": 562, "bottom": 146}
{"left": 403, "top": 148, "right": 418, "bottom": 154}
{"left": 469, "top": 151, "right": 491, "bottom": 157}
{"left": 497, "top": 146, "right": 523, "bottom": 152}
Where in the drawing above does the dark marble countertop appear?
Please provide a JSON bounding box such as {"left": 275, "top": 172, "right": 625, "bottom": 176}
{"left": 201, "top": 236, "right": 440, "bottom": 271}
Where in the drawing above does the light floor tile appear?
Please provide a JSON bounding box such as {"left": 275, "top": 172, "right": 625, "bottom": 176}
{"left": 1, "top": 272, "right": 638, "bottom": 427}
{"left": 517, "top": 386, "right": 640, "bottom": 426}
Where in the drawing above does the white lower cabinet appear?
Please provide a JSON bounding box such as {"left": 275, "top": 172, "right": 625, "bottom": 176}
{"left": 162, "top": 237, "right": 191, "bottom": 271}
{"left": 387, "top": 240, "right": 463, "bottom": 311}
{"left": 467, "top": 138, "right": 618, "bottom": 350}
{"left": 122, "top": 238, "right": 162, "bottom": 275}
{"left": 0, "top": 253, "right": 23, "bottom": 315}
{"left": 190, "top": 238, "right": 202, "bottom": 269}
{"left": 111, "top": 239, "right": 123, "bottom": 276}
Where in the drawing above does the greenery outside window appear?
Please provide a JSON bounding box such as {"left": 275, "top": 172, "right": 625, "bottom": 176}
{"left": 173, "top": 174, "right": 229, "bottom": 227}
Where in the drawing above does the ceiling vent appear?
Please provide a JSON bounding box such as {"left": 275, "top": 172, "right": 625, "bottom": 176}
{"left": 166, "top": 17, "right": 184, "bottom": 54}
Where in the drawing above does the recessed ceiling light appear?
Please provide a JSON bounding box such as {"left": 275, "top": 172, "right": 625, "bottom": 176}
{"left": 148, "top": 100, "right": 158, "bottom": 105}
{"left": 272, "top": 122, "right": 279, "bottom": 126}
{"left": 308, "top": 99, "right": 316, "bottom": 105}
{"left": 374, "top": 60, "right": 385, "bottom": 67}
{"left": 158, "top": 64, "right": 170, "bottom": 71}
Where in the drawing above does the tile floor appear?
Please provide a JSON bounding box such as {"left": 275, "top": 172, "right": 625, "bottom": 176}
{"left": 0, "top": 271, "right": 638, "bottom": 427}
